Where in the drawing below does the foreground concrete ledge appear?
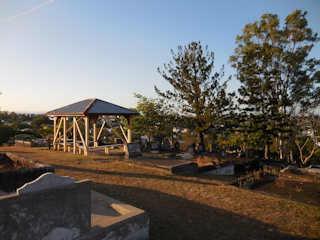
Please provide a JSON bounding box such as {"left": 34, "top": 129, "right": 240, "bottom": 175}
{"left": 77, "top": 190, "right": 149, "bottom": 240}
{"left": 5, "top": 152, "right": 53, "bottom": 169}
{"left": 0, "top": 174, "right": 91, "bottom": 240}
{"left": 0, "top": 152, "right": 55, "bottom": 192}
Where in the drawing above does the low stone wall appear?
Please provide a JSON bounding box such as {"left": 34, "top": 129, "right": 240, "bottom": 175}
{"left": 15, "top": 140, "right": 32, "bottom": 148}
{"left": 15, "top": 139, "right": 47, "bottom": 148}
{"left": 0, "top": 153, "right": 54, "bottom": 192}
{"left": 0, "top": 173, "right": 91, "bottom": 240}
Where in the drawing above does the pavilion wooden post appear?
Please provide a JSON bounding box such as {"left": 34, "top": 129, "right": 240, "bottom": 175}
{"left": 63, "top": 117, "right": 67, "bottom": 152}
{"left": 127, "top": 116, "right": 132, "bottom": 143}
{"left": 93, "top": 116, "right": 98, "bottom": 147}
{"left": 84, "top": 116, "right": 89, "bottom": 156}
{"left": 73, "top": 117, "right": 77, "bottom": 154}
{"left": 53, "top": 117, "right": 58, "bottom": 150}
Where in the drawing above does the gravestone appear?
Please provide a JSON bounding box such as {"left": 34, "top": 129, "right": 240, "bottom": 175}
{"left": 162, "top": 139, "right": 171, "bottom": 150}
{"left": 127, "top": 143, "right": 141, "bottom": 158}
{"left": 246, "top": 148, "right": 255, "bottom": 158}
{"left": 197, "top": 144, "right": 204, "bottom": 152}
{"left": 173, "top": 141, "right": 180, "bottom": 151}
{"left": 139, "top": 139, "right": 147, "bottom": 150}
{"left": 187, "top": 143, "right": 196, "bottom": 153}
{"left": 150, "top": 142, "right": 159, "bottom": 150}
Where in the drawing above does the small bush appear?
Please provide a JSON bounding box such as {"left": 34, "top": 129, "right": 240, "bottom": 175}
{"left": 237, "top": 166, "right": 278, "bottom": 187}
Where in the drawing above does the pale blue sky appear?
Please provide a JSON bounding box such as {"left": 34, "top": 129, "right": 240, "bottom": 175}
{"left": 0, "top": 0, "right": 319, "bottom": 113}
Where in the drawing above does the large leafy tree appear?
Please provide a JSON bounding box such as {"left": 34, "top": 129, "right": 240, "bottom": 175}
{"left": 230, "top": 10, "right": 320, "bottom": 160}
{"left": 132, "top": 94, "right": 179, "bottom": 144}
{"left": 156, "top": 41, "right": 233, "bottom": 149}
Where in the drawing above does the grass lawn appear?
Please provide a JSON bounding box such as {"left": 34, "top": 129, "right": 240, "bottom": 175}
{"left": 1, "top": 146, "right": 320, "bottom": 240}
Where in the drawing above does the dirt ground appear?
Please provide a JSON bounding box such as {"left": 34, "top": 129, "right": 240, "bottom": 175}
{"left": 1, "top": 146, "right": 320, "bottom": 240}
{"left": 0, "top": 153, "right": 21, "bottom": 172}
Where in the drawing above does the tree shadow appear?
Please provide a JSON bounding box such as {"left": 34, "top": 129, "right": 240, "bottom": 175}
{"left": 51, "top": 164, "right": 219, "bottom": 186}
{"left": 92, "top": 182, "right": 311, "bottom": 240}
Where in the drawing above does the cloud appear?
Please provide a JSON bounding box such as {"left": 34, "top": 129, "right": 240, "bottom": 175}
{"left": 0, "top": 0, "right": 55, "bottom": 25}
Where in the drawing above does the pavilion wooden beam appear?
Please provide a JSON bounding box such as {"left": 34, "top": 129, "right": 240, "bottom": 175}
{"left": 53, "top": 117, "right": 57, "bottom": 150}
{"left": 127, "top": 116, "right": 132, "bottom": 143}
{"left": 102, "top": 116, "right": 127, "bottom": 144}
{"left": 55, "top": 117, "right": 83, "bottom": 143}
{"left": 96, "top": 120, "right": 106, "bottom": 141}
{"left": 74, "top": 117, "right": 87, "bottom": 155}
{"left": 93, "top": 116, "right": 98, "bottom": 147}
{"left": 84, "top": 116, "right": 89, "bottom": 156}
{"left": 63, "top": 117, "right": 67, "bottom": 152}
{"left": 116, "top": 117, "right": 128, "bottom": 142}
{"left": 73, "top": 117, "right": 77, "bottom": 154}
{"left": 53, "top": 117, "right": 63, "bottom": 150}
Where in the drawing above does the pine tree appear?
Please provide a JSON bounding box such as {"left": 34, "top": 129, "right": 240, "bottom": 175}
{"left": 156, "top": 41, "right": 233, "bottom": 149}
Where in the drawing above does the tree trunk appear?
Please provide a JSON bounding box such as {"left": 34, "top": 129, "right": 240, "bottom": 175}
{"left": 290, "top": 150, "right": 294, "bottom": 164}
{"left": 197, "top": 131, "right": 205, "bottom": 151}
{"left": 264, "top": 144, "right": 269, "bottom": 160}
{"left": 277, "top": 135, "right": 284, "bottom": 160}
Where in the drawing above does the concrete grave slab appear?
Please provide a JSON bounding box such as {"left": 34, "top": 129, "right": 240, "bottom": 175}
{"left": 0, "top": 174, "right": 91, "bottom": 240}
{"left": 17, "top": 172, "right": 75, "bottom": 195}
{"left": 0, "top": 172, "right": 149, "bottom": 240}
{"left": 78, "top": 190, "right": 149, "bottom": 240}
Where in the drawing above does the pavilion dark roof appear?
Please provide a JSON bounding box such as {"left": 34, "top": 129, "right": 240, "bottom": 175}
{"left": 45, "top": 98, "right": 138, "bottom": 116}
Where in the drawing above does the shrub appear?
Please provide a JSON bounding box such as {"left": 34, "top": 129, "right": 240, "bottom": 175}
{"left": 237, "top": 166, "right": 278, "bottom": 187}
{"left": 0, "top": 125, "right": 16, "bottom": 144}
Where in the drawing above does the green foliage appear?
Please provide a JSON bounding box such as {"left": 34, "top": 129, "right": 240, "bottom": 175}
{"left": 230, "top": 10, "right": 320, "bottom": 159}
{"left": 0, "top": 111, "right": 20, "bottom": 122}
{"left": 0, "top": 125, "right": 16, "bottom": 144}
{"left": 215, "top": 132, "right": 247, "bottom": 150}
{"left": 156, "top": 41, "right": 234, "bottom": 147}
{"left": 38, "top": 124, "right": 54, "bottom": 137}
{"left": 31, "top": 115, "right": 51, "bottom": 129}
{"left": 179, "top": 131, "right": 197, "bottom": 150}
{"left": 214, "top": 131, "right": 268, "bottom": 152}
{"left": 310, "top": 148, "right": 320, "bottom": 165}
{"left": 133, "top": 94, "right": 179, "bottom": 143}
{"left": 14, "top": 134, "right": 37, "bottom": 141}
{"left": 10, "top": 121, "right": 29, "bottom": 130}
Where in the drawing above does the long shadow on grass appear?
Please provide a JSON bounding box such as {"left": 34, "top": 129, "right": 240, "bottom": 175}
{"left": 92, "top": 182, "right": 311, "bottom": 240}
{"left": 52, "top": 164, "right": 219, "bottom": 186}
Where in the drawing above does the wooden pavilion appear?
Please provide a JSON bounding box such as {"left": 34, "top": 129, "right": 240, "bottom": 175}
{"left": 45, "top": 98, "right": 138, "bottom": 156}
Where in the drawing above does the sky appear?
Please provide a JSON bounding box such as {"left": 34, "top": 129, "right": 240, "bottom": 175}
{"left": 0, "top": 0, "right": 319, "bottom": 113}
